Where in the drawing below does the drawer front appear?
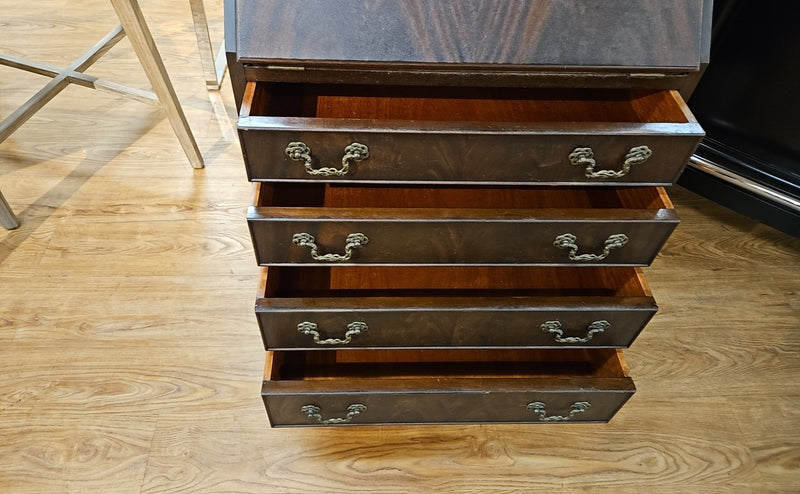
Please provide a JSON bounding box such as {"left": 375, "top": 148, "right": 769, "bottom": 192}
{"left": 258, "top": 299, "right": 656, "bottom": 350}
{"left": 238, "top": 87, "right": 704, "bottom": 186}
{"left": 263, "top": 348, "right": 634, "bottom": 426}
{"left": 240, "top": 127, "right": 701, "bottom": 186}
{"left": 248, "top": 214, "right": 678, "bottom": 266}
{"left": 263, "top": 378, "right": 634, "bottom": 426}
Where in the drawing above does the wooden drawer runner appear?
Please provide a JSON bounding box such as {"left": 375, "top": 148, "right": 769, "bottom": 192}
{"left": 262, "top": 348, "right": 635, "bottom": 426}
{"left": 248, "top": 183, "right": 679, "bottom": 266}
{"left": 256, "top": 266, "right": 657, "bottom": 350}
{"left": 238, "top": 82, "right": 703, "bottom": 185}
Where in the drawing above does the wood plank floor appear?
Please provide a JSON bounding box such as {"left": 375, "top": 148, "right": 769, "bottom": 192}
{"left": 2, "top": 1, "right": 799, "bottom": 492}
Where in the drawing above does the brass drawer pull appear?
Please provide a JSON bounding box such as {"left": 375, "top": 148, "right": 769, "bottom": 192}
{"left": 526, "top": 401, "right": 591, "bottom": 422}
{"left": 297, "top": 321, "right": 368, "bottom": 345}
{"left": 553, "top": 233, "right": 628, "bottom": 262}
{"left": 540, "top": 320, "right": 609, "bottom": 343}
{"left": 569, "top": 145, "right": 652, "bottom": 179}
{"left": 301, "top": 404, "right": 367, "bottom": 425}
{"left": 292, "top": 232, "right": 369, "bottom": 262}
{"left": 285, "top": 141, "right": 369, "bottom": 177}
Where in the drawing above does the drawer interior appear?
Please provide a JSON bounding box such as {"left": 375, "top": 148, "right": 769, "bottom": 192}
{"left": 256, "top": 183, "right": 673, "bottom": 210}
{"left": 243, "top": 82, "right": 691, "bottom": 124}
{"left": 266, "top": 348, "right": 629, "bottom": 381}
{"left": 262, "top": 266, "right": 651, "bottom": 299}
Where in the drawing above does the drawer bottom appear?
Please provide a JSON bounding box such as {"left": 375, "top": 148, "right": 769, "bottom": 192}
{"left": 262, "top": 348, "right": 635, "bottom": 426}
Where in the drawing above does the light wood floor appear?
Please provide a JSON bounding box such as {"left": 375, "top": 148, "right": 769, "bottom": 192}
{"left": 1, "top": 2, "right": 799, "bottom": 492}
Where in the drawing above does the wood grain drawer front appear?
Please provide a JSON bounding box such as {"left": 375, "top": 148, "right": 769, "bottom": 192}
{"left": 257, "top": 266, "right": 657, "bottom": 350}
{"left": 238, "top": 83, "right": 703, "bottom": 185}
{"left": 248, "top": 184, "right": 678, "bottom": 266}
{"left": 262, "top": 349, "right": 635, "bottom": 426}
{"left": 235, "top": 0, "right": 708, "bottom": 71}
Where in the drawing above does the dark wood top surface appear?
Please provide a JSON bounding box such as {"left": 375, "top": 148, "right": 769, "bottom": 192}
{"left": 234, "top": 0, "right": 706, "bottom": 69}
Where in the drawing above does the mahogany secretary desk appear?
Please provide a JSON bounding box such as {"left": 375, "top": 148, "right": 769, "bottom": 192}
{"left": 225, "top": 0, "right": 711, "bottom": 426}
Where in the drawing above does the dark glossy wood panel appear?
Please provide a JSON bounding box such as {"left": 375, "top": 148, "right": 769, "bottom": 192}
{"left": 235, "top": 0, "right": 706, "bottom": 70}
{"left": 256, "top": 266, "right": 656, "bottom": 349}
{"left": 247, "top": 184, "right": 679, "bottom": 266}
{"left": 262, "top": 349, "right": 635, "bottom": 426}
{"left": 238, "top": 84, "right": 703, "bottom": 185}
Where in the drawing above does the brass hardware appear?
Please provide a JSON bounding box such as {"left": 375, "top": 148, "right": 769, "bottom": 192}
{"left": 297, "top": 321, "right": 368, "bottom": 345}
{"left": 553, "top": 233, "right": 628, "bottom": 262}
{"left": 301, "top": 404, "right": 367, "bottom": 425}
{"left": 526, "top": 401, "right": 591, "bottom": 422}
{"left": 285, "top": 141, "right": 369, "bottom": 177}
{"left": 569, "top": 145, "right": 652, "bottom": 179}
{"left": 540, "top": 320, "right": 609, "bottom": 343}
{"left": 292, "top": 232, "right": 369, "bottom": 262}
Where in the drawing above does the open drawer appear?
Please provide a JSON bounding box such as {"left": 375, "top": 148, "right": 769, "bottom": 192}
{"left": 256, "top": 266, "right": 657, "bottom": 350}
{"left": 247, "top": 183, "right": 679, "bottom": 266}
{"left": 238, "top": 82, "right": 703, "bottom": 185}
{"left": 262, "top": 348, "right": 635, "bottom": 426}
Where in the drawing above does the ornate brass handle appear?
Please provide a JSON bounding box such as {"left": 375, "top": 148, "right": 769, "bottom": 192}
{"left": 526, "top": 401, "right": 591, "bottom": 422}
{"left": 553, "top": 233, "right": 628, "bottom": 262}
{"left": 569, "top": 145, "right": 652, "bottom": 179}
{"left": 285, "top": 141, "right": 369, "bottom": 177}
{"left": 297, "top": 321, "right": 368, "bottom": 345}
{"left": 301, "top": 404, "right": 367, "bottom": 425}
{"left": 540, "top": 320, "right": 610, "bottom": 343}
{"left": 292, "top": 232, "right": 369, "bottom": 262}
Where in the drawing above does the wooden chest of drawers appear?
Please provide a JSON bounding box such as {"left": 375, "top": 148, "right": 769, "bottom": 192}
{"left": 226, "top": 0, "right": 711, "bottom": 426}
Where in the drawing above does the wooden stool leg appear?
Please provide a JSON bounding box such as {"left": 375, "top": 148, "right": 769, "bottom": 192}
{"left": 0, "top": 188, "right": 20, "bottom": 230}
{"left": 189, "top": 0, "right": 227, "bottom": 90}
{"left": 109, "top": 0, "right": 204, "bottom": 169}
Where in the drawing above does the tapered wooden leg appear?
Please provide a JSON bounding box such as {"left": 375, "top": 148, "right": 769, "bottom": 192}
{"left": 189, "top": 0, "right": 227, "bottom": 90}
{"left": 0, "top": 189, "right": 20, "bottom": 230}
{"left": 109, "top": 0, "right": 204, "bottom": 168}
